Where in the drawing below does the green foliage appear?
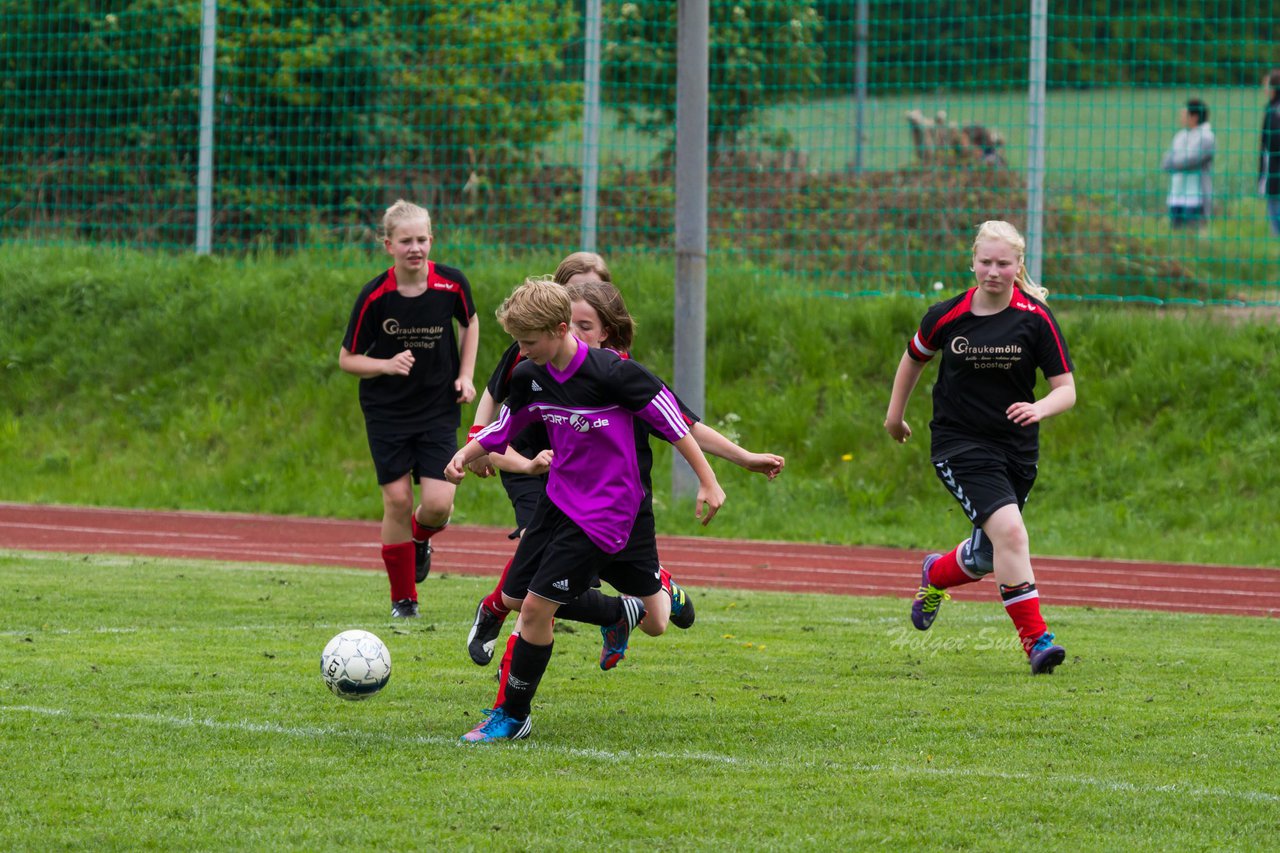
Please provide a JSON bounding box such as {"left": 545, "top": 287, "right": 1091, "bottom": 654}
{"left": 2, "top": 553, "right": 1277, "bottom": 848}
{"left": 0, "top": 1, "right": 580, "bottom": 248}
{"left": 602, "top": 0, "right": 824, "bottom": 150}
{"left": 814, "top": 1, "right": 1276, "bottom": 90}
{"left": 2, "top": 246, "right": 1278, "bottom": 567}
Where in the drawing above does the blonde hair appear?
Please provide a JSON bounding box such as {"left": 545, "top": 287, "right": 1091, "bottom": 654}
{"left": 972, "top": 220, "right": 1048, "bottom": 302}
{"left": 496, "top": 277, "right": 571, "bottom": 336}
{"left": 553, "top": 251, "right": 611, "bottom": 284}
{"left": 380, "top": 199, "right": 432, "bottom": 242}
{"left": 565, "top": 279, "right": 635, "bottom": 352}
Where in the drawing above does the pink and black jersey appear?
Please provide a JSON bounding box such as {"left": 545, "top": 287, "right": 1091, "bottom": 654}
{"left": 907, "top": 286, "right": 1072, "bottom": 462}
{"left": 342, "top": 262, "right": 475, "bottom": 433}
{"left": 485, "top": 340, "right": 698, "bottom": 497}
{"left": 475, "top": 342, "right": 690, "bottom": 553}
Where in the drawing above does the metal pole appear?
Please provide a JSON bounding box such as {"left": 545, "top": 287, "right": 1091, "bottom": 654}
{"left": 195, "top": 0, "right": 217, "bottom": 255}
{"left": 1026, "top": 0, "right": 1048, "bottom": 285}
{"left": 580, "top": 0, "right": 602, "bottom": 252}
{"left": 854, "top": 0, "right": 868, "bottom": 172}
{"left": 672, "top": 0, "right": 708, "bottom": 499}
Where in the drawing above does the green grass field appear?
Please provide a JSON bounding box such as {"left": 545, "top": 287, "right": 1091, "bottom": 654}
{"left": 2, "top": 552, "right": 1275, "bottom": 849}
{"left": 547, "top": 86, "right": 1271, "bottom": 197}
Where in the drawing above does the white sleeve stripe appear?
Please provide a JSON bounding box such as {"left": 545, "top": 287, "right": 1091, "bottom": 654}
{"left": 912, "top": 332, "right": 936, "bottom": 356}
{"left": 651, "top": 389, "right": 689, "bottom": 436}
{"left": 477, "top": 408, "right": 509, "bottom": 440}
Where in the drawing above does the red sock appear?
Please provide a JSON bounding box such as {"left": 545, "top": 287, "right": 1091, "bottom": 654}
{"left": 928, "top": 545, "right": 982, "bottom": 589}
{"left": 659, "top": 565, "right": 673, "bottom": 594}
{"left": 481, "top": 556, "right": 514, "bottom": 616}
{"left": 1000, "top": 582, "right": 1048, "bottom": 654}
{"left": 382, "top": 542, "right": 416, "bottom": 602}
{"left": 492, "top": 631, "right": 520, "bottom": 708}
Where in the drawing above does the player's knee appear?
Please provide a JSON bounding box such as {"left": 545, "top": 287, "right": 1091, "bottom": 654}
{"left": 381, "top": 490, "right": 413, "bottom": 519}
{"left": 639, "top": 615, "right": 668, "bottom": 637}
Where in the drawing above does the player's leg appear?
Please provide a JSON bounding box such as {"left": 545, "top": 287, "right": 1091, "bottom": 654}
{"left": 660, "top": 565, "right": 696, "bottom": 629}
{"left": 463, "top": 508, "right": 606, "bottom": 742}
{"left": 377, "top": 472, "right": 419, "bottom": 618}
{"left": 977, "top": 459, "right": 1064, "bottom": 674}
{"left": 467, "top": 477, "right": 543, "bottom": 665}
{"left": 595, "top": 543, "right": 663, "bottom": 669}
{"left": 915, "top": 453, "right": 1005, "bottom": 631}
{"left": 409, "top": 431, "right": 456, "bottom": 583}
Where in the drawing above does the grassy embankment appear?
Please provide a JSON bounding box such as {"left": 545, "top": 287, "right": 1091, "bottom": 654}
{"left": 1, "top": 246, "right": 1276, "bottom": 567}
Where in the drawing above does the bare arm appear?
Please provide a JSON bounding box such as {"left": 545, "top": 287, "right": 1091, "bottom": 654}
{"left": 1007, "top": 372, "right": 1076, "bottom": 426}
{"left": 454, "top": 318, "right": 479, "bottom": 403}
{"left": 689, "top": 421, "right": 785, "bottom": 480}
{"left": 444, "top": 439, "right": 488, "bottom": 484}
{"left": 471, "top": 387, "right": 497, "bottom": 427}
{"left": 463, "top": 388, "right": 500, "bottom": 477}
{"left": 670, "top": 432, "right": 726, "bottom": 526}
{"left": 339, "top": 346, "right": 413, "bottom": 379}
{"left": 884, "top": 351, "right": 927, "bottom": 443}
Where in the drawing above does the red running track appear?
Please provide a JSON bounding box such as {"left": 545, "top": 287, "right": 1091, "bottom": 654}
{"left": 1, "top": 502, "right": 1277, "bottom": 618}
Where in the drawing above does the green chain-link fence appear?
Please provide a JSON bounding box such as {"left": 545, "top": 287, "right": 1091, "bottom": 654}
{"left": 2, "top": 2, "right": 1277, "bottom": 304}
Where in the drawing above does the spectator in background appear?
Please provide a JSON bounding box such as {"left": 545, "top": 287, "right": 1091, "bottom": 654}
{"left": 1161, "top": 98, "right": 1215, "bottom": 230}
{"left": 1260, "top": 70, "right": 1280, "bottom": 236}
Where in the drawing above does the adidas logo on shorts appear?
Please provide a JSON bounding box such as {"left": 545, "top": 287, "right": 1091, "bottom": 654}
{"left": 552, "top": 578, "right": 570, "bottom": 591}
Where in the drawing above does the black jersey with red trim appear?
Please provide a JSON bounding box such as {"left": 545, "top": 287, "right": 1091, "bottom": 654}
{"left": 342, "top": 262, "right": 475, "bottom": 433}
{"left": 906, "top": 286, "right": 1072, "bottom": 462}
{"left": 485, "top": 340, "right": 698, "bottom": 495}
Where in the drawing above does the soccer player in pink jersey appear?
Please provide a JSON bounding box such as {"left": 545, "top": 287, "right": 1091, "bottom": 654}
{"left": 447, "top": 278, "right": 724, "bottom": 742}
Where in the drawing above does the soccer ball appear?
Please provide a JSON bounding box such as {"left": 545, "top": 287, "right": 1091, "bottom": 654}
{"left": 320, "top": 630, "right": 391, "bottom": 700}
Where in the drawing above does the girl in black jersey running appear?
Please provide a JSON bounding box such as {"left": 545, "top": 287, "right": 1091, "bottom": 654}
{"left": 884, "top": 220, "right": 1076, "bottom": 675}
{"left": 339, "top": 200, "right": 479, "bottom": 619}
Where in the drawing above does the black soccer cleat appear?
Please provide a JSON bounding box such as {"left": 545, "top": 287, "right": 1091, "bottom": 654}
{"left": 466, "top": 598, "right": 506, "bottom": 666}
{"left": 413, "top": 539, "right": 433, "bottom": 583}
{"left": 391, "top": 598, "right": 420, "bottom": 619}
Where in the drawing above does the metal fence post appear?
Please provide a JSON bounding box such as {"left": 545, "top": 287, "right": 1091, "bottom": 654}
{"left": 195, "top": 0, "right": 217, "bottom": 255}
{"left": 673, "top": 0, "right": 708, "bottom": 500}
{"left": 580, "top": 0, "right": 602, "bottom": 252}
{"left": 854, "top": 0, "right": 869, "bottom": 172}
{"left": 1026, "top": 0, "right": 1048, "bottom": 285}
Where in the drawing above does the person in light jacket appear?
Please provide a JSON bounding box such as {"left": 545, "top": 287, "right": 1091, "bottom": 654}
{"left": 1162, "top": 98, "right": 1215, "bottom": 230}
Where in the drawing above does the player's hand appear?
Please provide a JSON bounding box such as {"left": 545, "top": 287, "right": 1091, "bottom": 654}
{"left": 885, "top": 418, "right": 911, "bottom": 443}
{"left": 1006, "top": 400, "right": 1045, "bottom": 426}
{"left": 455, "top": 376, "right": 476, "bottom": 404}
{"left": 385, "top": 350, "right": 414, "bottom": 376}
{"left": 444, "top": 453, "right": 468, "bottom": 485}
{"left": 525, "top": 449, "right": 554, "bottom": 477}
{"left": 695, "top": 481, "right": 726, "bottom": 526}
{"left": 466, "top": 454, "right": 495, "bottom": 478}
{"left": 745, "top": 452, "right": 785, "bottom": 481}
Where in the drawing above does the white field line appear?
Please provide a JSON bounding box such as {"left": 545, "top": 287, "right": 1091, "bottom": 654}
{"left": 2, "top": 703, "right": 1277, "bottom": 804}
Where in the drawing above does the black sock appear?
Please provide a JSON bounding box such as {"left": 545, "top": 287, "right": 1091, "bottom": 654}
{"left": 554, "top": 589, "right": 622, "bottom": 626}
{"left": 501, "top": 636, "right": 553, "bottom": 721}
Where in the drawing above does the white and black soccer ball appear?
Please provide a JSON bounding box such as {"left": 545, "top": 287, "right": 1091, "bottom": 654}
{"left": 320, "top": 630, "right": 391, "bottom": 700}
